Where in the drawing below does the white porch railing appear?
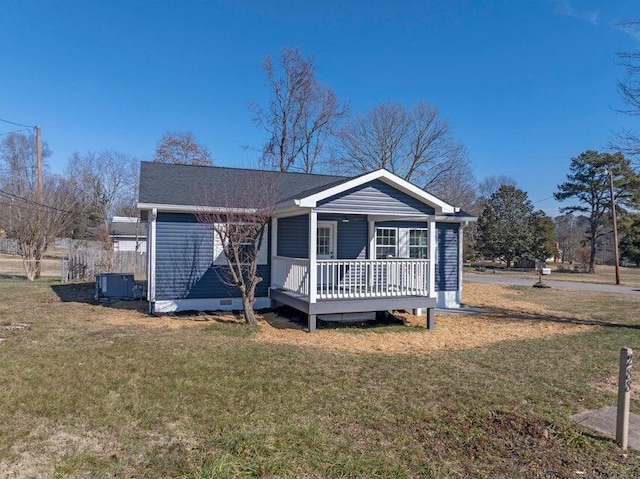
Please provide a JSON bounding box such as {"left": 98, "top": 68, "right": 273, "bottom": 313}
{"left": 273, "top": 256, "right": 310, "bottom": 296}
{"left": 273, "top": 256, "right": 429, "bottom": 300}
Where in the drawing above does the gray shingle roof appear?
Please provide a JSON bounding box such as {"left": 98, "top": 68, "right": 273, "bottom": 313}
{"left": 138, "top": 161, "right": 350, "bottom": 208}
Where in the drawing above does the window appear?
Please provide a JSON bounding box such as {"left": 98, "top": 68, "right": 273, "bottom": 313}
{"left": 317, "top": 226, "right": 331, "bottom": 256}
{"left": 376, "top": 228, "right": 397, "bottom": 259}
{"left": 409, "top": 229, "right": 428, "bottom": 259}
{"left": 213, "top": 223, "right": 268, "bottom": 265}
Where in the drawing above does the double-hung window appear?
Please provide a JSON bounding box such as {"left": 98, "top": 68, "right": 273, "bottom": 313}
{"left": 409, "top": 229, "right": 428, "bottom": 259}
{"left": 375, "top": 226, "right": 429, "bottom": 259}
{"left": 375, "top": 228, "right": 397, "bottom": 259}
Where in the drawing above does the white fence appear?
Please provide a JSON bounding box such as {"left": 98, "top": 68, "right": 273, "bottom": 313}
{"left": 273, "top": 256, "right": 430, "bottom": 300}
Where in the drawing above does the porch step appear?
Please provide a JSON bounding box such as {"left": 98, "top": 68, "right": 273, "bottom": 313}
{"left": 317, "top": 312, "right": 377, "bottom": 323}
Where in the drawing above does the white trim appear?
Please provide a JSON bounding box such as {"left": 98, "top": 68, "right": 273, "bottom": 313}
{"left": 458, "top": 225, "right": 464, "bottom": 303}
{"left": 437, "top": 291, "right": 460, "bottom": 309}
{"left": 374, "top": 227, "right": 398, "bottom": 259}
{"left": 428, "top": 219, "right": 436, "bottom": 298}
{"left": 368, "top": 219, "right": 375, "bottom": 260}
{"left": 137, "top": 203, "right": 258, "bottom": 214}
{"left": 272, "top": 207, "right": 312, "bottom": 219}
{"left": 434, "top": 215, "right": 477, "bottom": 223}
{"left": 292, "top": 169, "right": 456, "bottom": 213}
{"left": 153, "top": 297, "right": 272, "bottom": 313}
{"left": 271, "top": 217, "right": 278, "bottom": 289}
{"left": 316, "top": 220, "right": 338, "bottom": 259}
{"left": 148, "top": 208, "right": 157, "bottom": 310}
{"left": 308, "top": 211, "right": 317, "bottom": 303}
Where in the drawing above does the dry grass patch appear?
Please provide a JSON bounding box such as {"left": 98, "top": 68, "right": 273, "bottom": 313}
{"left": 252, "top": 282, "right": 595, "bottom": 356}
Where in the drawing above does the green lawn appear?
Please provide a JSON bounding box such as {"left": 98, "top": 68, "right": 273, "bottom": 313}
{"left": 0, "top": 278, "right": 639, "bottom": 477}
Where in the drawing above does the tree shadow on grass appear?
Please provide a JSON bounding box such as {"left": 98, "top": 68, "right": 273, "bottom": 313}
{"left": 0, "top": 274, "right": 28, "bottom": 280}
{"left": 50, "top": 282, "right": 147, "bottom": 312}
{"left": 480, "top": 306, "right": 640, "bottom": 330}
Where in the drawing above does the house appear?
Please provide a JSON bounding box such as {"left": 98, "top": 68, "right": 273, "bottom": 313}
{"left": 138, "top": 162, "right": 475, "bottom": 331}
{"left": 109, "top": 216, "right": 147, "bottom": 252}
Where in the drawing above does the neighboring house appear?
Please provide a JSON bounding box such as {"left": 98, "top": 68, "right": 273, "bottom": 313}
{"left": 138, "top": 162, "right": 475, "bottom": 330}
{"left": 109, "top": 216, "right": 147, "bottom": 252}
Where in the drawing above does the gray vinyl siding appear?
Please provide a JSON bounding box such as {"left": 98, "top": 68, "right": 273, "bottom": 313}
{"left": 435, "top": 223, "right": 459, "bottom": 291}
{"left": 319, "top": 214, "right": 367, "bottom": 259}
{"left": 277, "top": 215, "right": 309, "bottom": 258}
{"left": 155, "top": 213, "right": 270, "bottom": 301}
{"left": 317, "top": 179, "right": 435, "bottom": 215}
{"left": 278, "top": 213, "right": 367, "bottom": 259}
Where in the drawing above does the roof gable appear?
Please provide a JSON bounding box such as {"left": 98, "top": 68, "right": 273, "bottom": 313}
{"left": 290, "top": 169, "right": 456, "bottom": 214}
{"left": 316, "top": 179, "right": 436, "bottom": 215}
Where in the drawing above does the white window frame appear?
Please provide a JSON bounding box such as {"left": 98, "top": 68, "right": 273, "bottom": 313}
{"left": 375, "top": 227, "right": 398, "bottom": 259}
{"left": 213, "top": 223, "right": 269, "bottom": 266}
{"left": 408, "top": 228, "right": 429, "bottom": 259}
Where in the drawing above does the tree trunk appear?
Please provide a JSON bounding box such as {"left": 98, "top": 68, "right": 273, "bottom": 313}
{"left": 241, "top": 293, "right": 257, "bottom": 325}
{"left": 588, "top": 237, "right": 597, "bottom": 274}
{"left": 34, "top": 249, "right": 42, "bottom": 279}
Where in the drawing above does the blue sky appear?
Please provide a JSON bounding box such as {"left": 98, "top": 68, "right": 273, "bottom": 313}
{"left": 1, "top": 0, "right": 638, "bottom": 215}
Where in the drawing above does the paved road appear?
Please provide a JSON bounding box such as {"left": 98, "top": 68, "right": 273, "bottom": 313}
{"left": 465, "top": 272, "right": 640, "bottom": 295}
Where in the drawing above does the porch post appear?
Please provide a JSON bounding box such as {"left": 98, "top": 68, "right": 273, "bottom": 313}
{"left": 270, "top": 216, "right": 278, "bottom": 290}
{"left": 148, "top": 208, "right": 157, "bottom": 314}
{"left": 367, "top": 218, "right": 376, "bottom": 259}
{"left": 428, "top": 218, "right": 437, "bottom": 299}
{"left": 458, "top": 224, "right": 464, "bottom": 305}
{"left": 308, "top": 210, "right": 318, "bottom": 332}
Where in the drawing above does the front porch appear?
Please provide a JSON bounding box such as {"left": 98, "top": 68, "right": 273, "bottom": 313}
{"left": 270, "top": 210, "right": 438, "bottom": 331}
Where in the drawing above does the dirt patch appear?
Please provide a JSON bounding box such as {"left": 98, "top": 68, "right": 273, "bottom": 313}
{"left": 250, "top": 283, "right": 595, "bottom": 356}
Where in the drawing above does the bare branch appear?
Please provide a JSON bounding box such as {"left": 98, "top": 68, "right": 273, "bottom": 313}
{"left": 154, "top": 131, "right": 213, "bottom": 166}
{"left": 195, "top": 172, "right": 279, "bottom": 324}
{"left": 252, "top": 48, "right": 349, "bottom": 173}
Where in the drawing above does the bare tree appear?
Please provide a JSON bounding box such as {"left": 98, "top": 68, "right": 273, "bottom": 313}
{"left": 612, "top": 21, "right": 640, "bottom": 160}
{"left": 554, "top": 213, "right": 588, "bottom": 264}
{"left": 65, "top": 150, "right": 138, "bottom": 237}
{"left": 195, "top": 174, "right": 278, "bottom": 324}
{"left": 429, "top": 161, "right": 477, "bottom": 211}
{"left": 0, "top": 132, "right": 52, "bottom": 196}
{"left": 251, "top": 47, "right": 349, "bottom": 173}
{"left": 477, "top": 175, "right": 518, "bottom": 200}
{"left": 2, "top": 175, "right": 80, "bottom": 280}
{"left": 154, "top": 131, "right": 213, "bottom": 166}
{"left": 332, "top": 102, "right": 468, "bottom": 190}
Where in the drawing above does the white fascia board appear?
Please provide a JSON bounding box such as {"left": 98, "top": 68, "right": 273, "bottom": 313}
{"left": 434, "top": 215, "right": 477, "bottom": 223}
{"left": 296, "top": 169, "right": 456, "bottom": 213}
{"left": 272, "top": 205, "right": 311, "bottom": 218}
{"left": 137, "top": 203, "right": 258, "bottom": 214}
{"left": 367, "top": 214, "right": 431, "bottom": 222}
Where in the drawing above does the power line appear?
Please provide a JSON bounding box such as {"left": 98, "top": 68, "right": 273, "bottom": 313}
{"left": 0, "top": 117, "right": 36, "bottom": 129}
{"left": 532, "top": 196, "right": 555, "bottom": 204}
{"left": 0, "top": 128, "right": 31, "bottom": 136}
{"left": 0, "top": 188, "right": 74, "bottom": 214}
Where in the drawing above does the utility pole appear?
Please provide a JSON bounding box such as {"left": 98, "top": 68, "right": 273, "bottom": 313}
{"left": 35, "top": 125, "right": 43, "bottom": 279}
{"left": 36, "top": 125, "right": 43, "bottom": 204}
{"left": 607, "top": 169, "right": 621, "bottom": 285}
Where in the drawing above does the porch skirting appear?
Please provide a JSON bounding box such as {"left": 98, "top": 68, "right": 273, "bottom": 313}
{"left": 270, "top": 288, "right": 436, "bottom": 316}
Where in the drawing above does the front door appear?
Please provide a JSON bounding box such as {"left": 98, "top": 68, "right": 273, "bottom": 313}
{"left": 316, "top": 221, "right": 336, "bottom": 260}
{"left": 316, "top": 221, "right": 337, "bottom": 289}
